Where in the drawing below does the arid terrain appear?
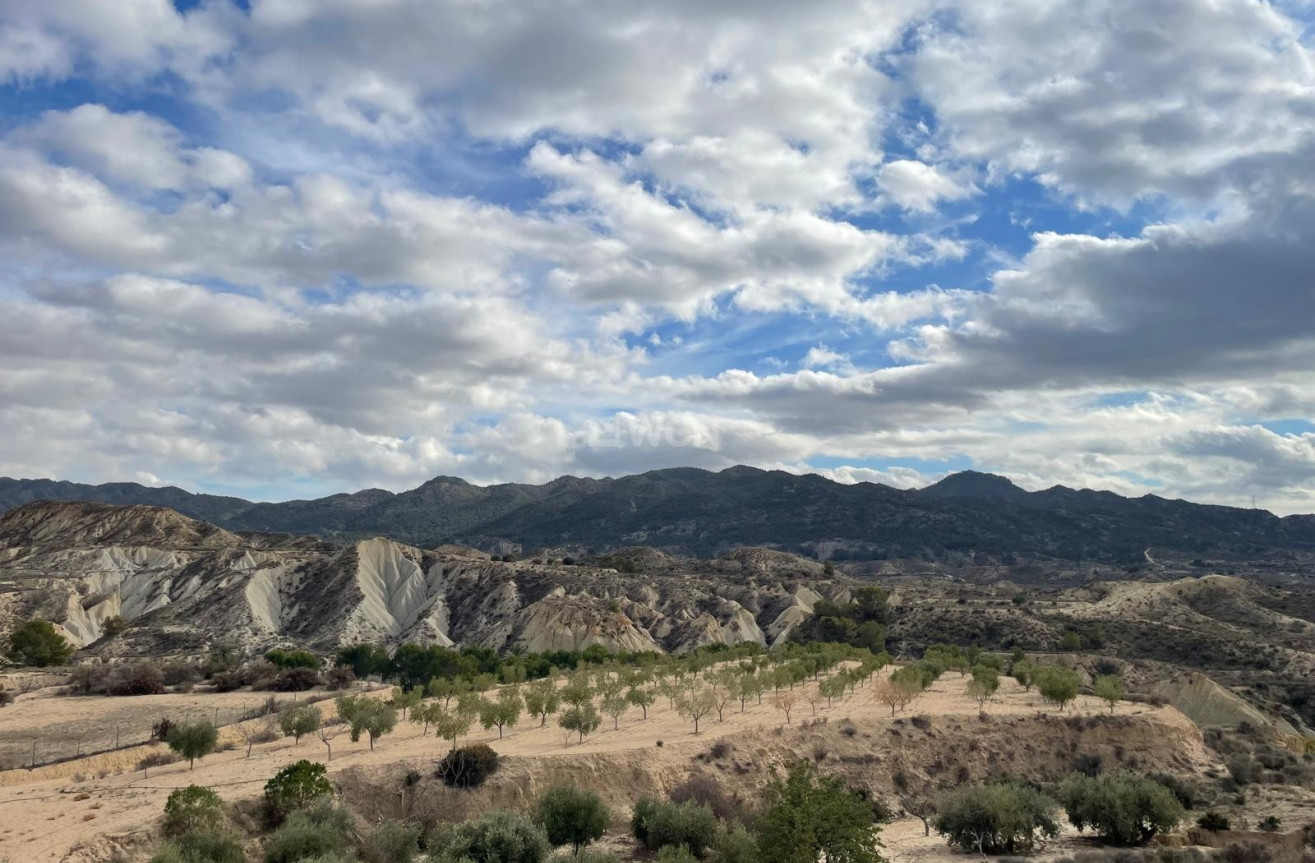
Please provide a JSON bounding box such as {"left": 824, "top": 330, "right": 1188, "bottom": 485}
{"left": 0, "top": 665, "right": 1237, "bottom": 863}
{"left": 4, "top": 499, "right": 1315, "bottom": 863}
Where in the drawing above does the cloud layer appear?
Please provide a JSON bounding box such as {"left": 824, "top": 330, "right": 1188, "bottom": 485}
{"left": 0, "top": 0, "right": 1312, "bottom": 512}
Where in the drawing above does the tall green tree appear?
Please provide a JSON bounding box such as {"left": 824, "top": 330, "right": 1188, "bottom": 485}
{"left": 8, "top": 619, "right": 74, "bottom": 667}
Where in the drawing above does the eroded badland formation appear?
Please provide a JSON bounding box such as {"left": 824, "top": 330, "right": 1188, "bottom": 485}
{"left": 2, "top": 471, "right": 1315, "bottom": 863}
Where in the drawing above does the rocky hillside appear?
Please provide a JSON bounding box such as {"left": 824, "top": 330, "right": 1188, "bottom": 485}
{"left": 0, "top": 500, "right": 846, "bottom": 659}
{"left": 3, "top": 467, "right": 1314, "bottom": 562}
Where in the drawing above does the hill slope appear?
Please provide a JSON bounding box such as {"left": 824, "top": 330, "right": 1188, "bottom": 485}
{"left": 0, "top": 500, "right": 841, "bottom": 656}
{"left": 3, "top": 467, "right": 1314, "bottom": 561}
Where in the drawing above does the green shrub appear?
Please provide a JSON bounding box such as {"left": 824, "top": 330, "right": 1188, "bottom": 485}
{"left": 548, "top": 849, "right": 620, "bottom": 863}
{"left": 263, "top": 802, "right": 352, "bottom": 863}
{"left": 266, "top": 649, "right": 321, "bottom": 670}
{"left": 656, "top": 846, "right": 699, "bottom": 863}
{"left": 437, "top": 743, "right": 500, "bottom": 788}
{"left": 1062, "top": 772, "right": 1185, "bottom": 844}
{"left": 711, "top": 823, "right": 758, "bottom": 863}
{"left": 443, "top": 810, "right": 550, "bottom": 863}
{"left": 1197, "top": 812, "right": 1231, "bottom": 831}
{"left": 361, "top": 819, "right": 421, "bottom": 863}
{"left": 150, "top": 831, "right": 245, "bottom": 863}
{"left": 535, "top": 783, "right": 609, "bottom": 851}
{"left": 639, "top": 800, "right": 717, "bottom": 857}
{"left": 264, "top": 760, "right": 333, "bottom": 819}
{"left": 631, "top": 795, "right": 659, "bottom": 846}
{"left": 934, "top": 783, "right": 1061, "bottom": 854}
{"left": 162, "top": 785, "right": 225, "bottom": 837}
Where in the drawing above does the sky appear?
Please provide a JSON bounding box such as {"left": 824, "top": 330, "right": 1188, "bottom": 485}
{"left": 0, "top": 0, "right": 1314, "bottom": 512}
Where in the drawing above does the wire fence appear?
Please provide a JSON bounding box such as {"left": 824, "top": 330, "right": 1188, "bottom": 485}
{"left": 0, "top": 691, "right": 339, "bottom": 772}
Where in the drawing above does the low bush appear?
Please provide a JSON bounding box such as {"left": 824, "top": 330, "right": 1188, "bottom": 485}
{"left": 444, "top": 810, "right": 550, "bottom": 863}
{"left": 107, "top": 662, "right": 166, "bottom": 696}
{"left": 711, "top": 822, "right": 759, "bottom": 863}
{"left": 1219, "top": 843, "right": 1273, "bottom": 863}
{"left": 549, "top": 848, "right": 620, "bottom": 863}
{"left": 360, "top": 819, "right": 421, "bottom": 863}
{"left": 264, "top": 760, "right": 333, "bottom": 820}
{"left": 326, "top": 665, "right": 356, "bottom": 691}
{"left": 264, "top": 667, "right": 322, "bottom": 692}
{"left": 1149, "top": 773, "right": 1204, "bottom": 810}
{"left": 262, "top": 803, "right": 351, "bottom": 863}
{"left": 150, "top": 831, "right": 245, "bottom": 863}
{"left": 657, "top": 846, "right": 699, "bottom": 863}
{"left": 636, "top": 799, "right": 717, "bottom": 857}
{"left": 535, "top": 783, "right": 609, "bottom": 852}
{"left": 162, "top": 785, "right": 225, "bottom": 837}
{"left": 160, "top": 661, "right": 203, "bottom": 687}
{"left": 668, "top": 774, "right": 747, "bottom": 824}
{"left": 437, "top": 743, "right": 500, "bottom": 789}
{"left": 138, "top": 751, "right": 180, "bottom": 772}
{"left": 1197, "top": 812, "right": 1231, "bottom": 831}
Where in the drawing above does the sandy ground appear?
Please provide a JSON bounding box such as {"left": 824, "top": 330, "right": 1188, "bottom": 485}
{"left": 0, "top": 669, "right": 1177, "bottom": 862}
{"left": 0, "top": 687, "right": 335, "bottom": 771}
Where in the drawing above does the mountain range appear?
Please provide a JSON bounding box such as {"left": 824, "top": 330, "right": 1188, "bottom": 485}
{"left": 2, "top": 467, "right": 1313, "bottom": 562}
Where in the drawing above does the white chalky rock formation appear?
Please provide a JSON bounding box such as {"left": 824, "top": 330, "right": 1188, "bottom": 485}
{"left": 0, "top": 500, "right": 851, "bottom": 658}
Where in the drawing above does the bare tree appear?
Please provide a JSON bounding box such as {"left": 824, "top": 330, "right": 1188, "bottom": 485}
{"left": 317, "top": 720, "right": 345, "bottom": 761}
{"left": 677, "top": 687, "right": 718, "bottom": 734}
{"left": 773, "top": 690, "right": 799, "bottom": 725}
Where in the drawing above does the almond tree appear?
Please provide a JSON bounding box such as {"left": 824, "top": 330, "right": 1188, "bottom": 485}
{"left": 678, "top": 687, "right": 718, "bottom": 734}
{"left": 709, "top": 673, "right": 736, "bottom": 722}
{"left": 600, "top": 691, "right": 629, "bottom": 730}
{"left": 317, "top": 721, "right": 345, "bottom": 761}
{"left": 819, "top": 675, "right": 847, "bottom": 709}
{"left": 772, "top": 690, "right": 799, "bottom": 725}
{"left": 804, "top": 683, "right": 824, "bottom": 716}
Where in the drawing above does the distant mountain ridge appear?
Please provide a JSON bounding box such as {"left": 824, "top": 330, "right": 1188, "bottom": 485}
{"left": 1, "top": 467, "right": 1312, "bottom": 562}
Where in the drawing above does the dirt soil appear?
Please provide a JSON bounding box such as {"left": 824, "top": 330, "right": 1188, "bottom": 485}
{"left": 0, "top": 669, "right": 1218, "bottom": 863}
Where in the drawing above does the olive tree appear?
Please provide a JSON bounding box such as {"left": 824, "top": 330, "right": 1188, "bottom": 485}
{"left": 1061, "top": 772, "right": 1184, "bottom": 844}
{"left": 167, "top": 721, "right": 219, "bottom": 770}
{"left": 535, "top": 782, "right": 610, "bottom": 852}
{"left": 279, "top": 704, "right": 322, "bottom": 744}
{"left": 934, "top": 783, "right": 1060, "bottom": 855}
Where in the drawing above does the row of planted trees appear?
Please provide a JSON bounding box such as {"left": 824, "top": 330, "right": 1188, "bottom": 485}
{"left": 161, "top": 639, "right": 1130, "bottom": 775}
